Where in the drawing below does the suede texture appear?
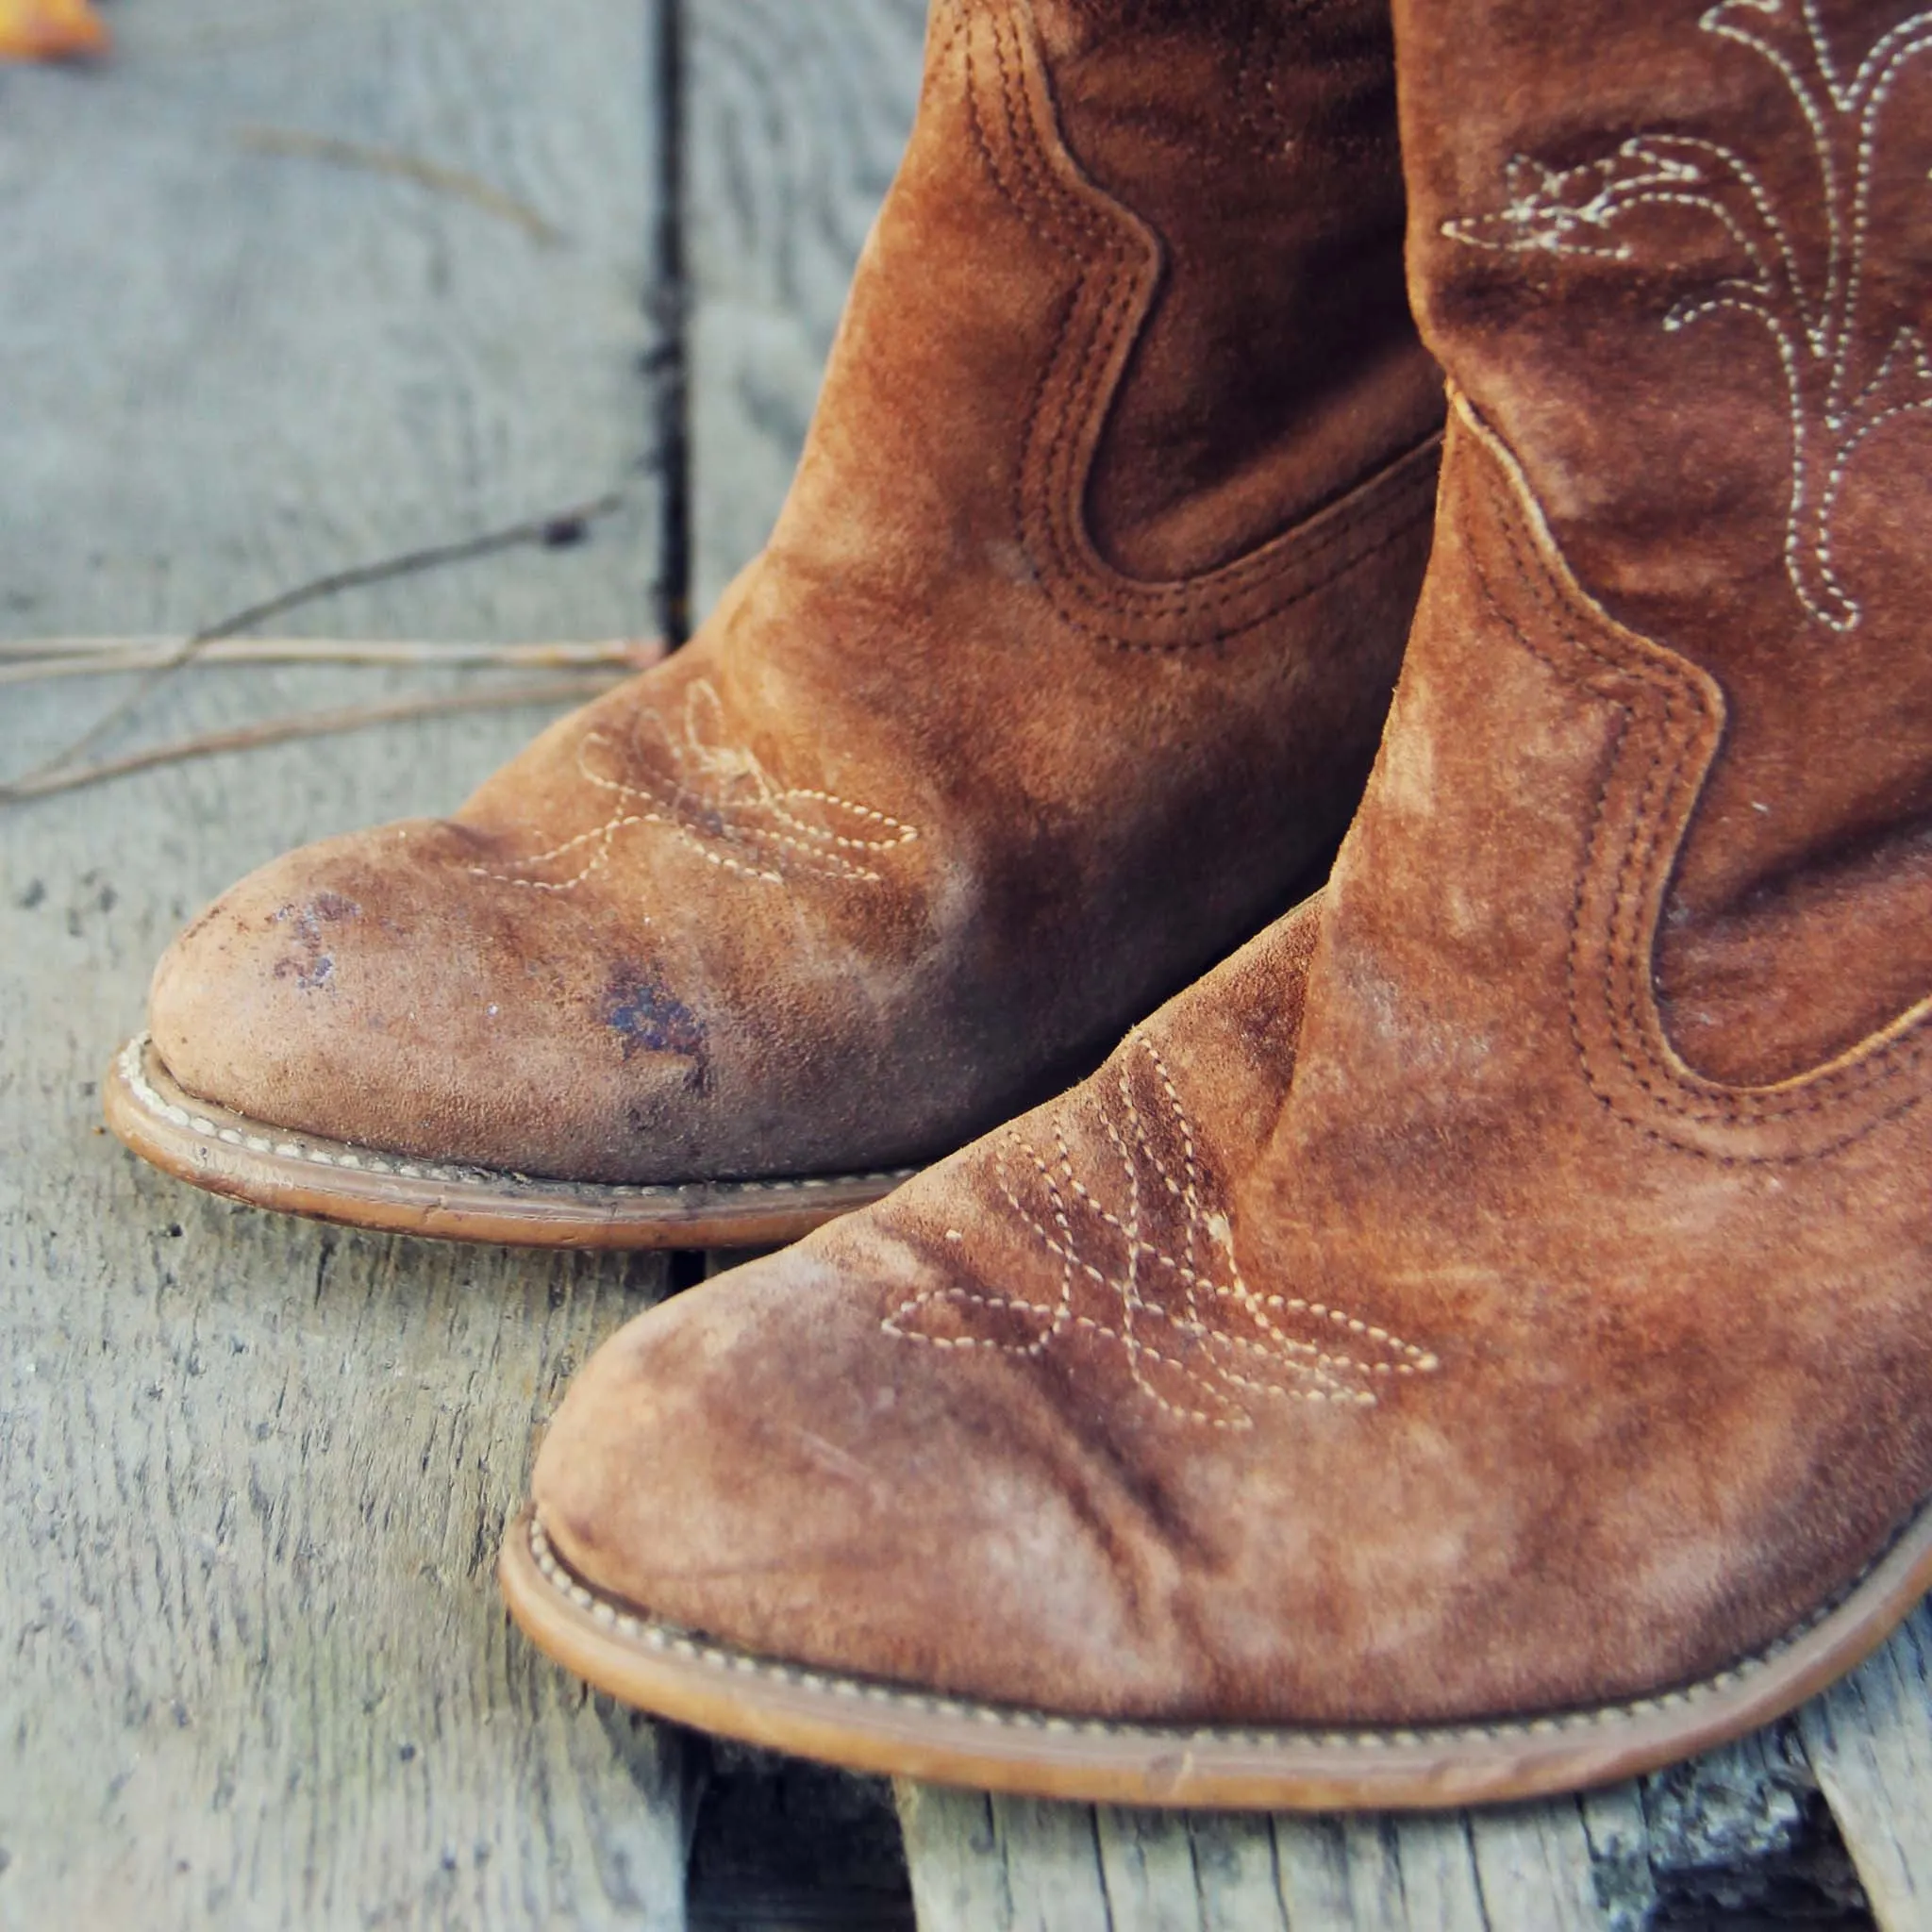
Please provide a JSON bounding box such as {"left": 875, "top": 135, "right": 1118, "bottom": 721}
{"left": 538, "top": 397, "right": 1932, "bottom": 1726}
{"left": 1400, "top": 0, "right": 1932, "bottom": 1083}
{"left": 534, "top": 0, "right": 1932, "bottom": 1722}
{"left": 144, "top": 0, "right": 1441, "bottom": 1186}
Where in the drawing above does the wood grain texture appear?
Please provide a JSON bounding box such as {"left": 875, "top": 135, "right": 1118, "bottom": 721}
{"left": 683, "top": 0, "right": 927, "bottom": 615}
{"left": 896, "top": 1784, "right": 1628, "bottom": 1932}
{"left": 0, "top": 1, "right": 691, "bottom": 1924}
{"left": 1798, "top": 1606, "right": 1932, "bottom": 1931}
{"left": 0, "top": 0, "right": 662, "bottom": 651}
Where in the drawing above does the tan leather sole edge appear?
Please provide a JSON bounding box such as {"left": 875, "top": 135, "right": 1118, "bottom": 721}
{"left": 499, "top": 1503, "right": 1932, "bottom": 1809}
{"left": 105, "top": 1036, "right": 916, "bottom": 1250}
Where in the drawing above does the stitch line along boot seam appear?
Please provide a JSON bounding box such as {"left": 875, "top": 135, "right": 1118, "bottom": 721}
{"left": 1455, "top": 408, "right": 1932, "bottom": 1158}
{"left": 968, "top": 0, "right": 1440, "bottom": 649}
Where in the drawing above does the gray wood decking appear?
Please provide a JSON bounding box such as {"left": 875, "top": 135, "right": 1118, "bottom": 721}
{"left": 1, "top": 3, "right": 1926, "bottom": 1925}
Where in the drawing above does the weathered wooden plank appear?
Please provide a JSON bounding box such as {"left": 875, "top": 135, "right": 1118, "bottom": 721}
{"left": 1576, "top": 1783, "right": 1658, "bottom": 1931}
{"left": 3, "top": 787, "right": 691, "bottom": 1931}
{"left": 992, "top": 1796, "right": 1119, "bottom": 1931}
{"left": 897, "top": 1784, "right": 1016, "bottom": 1929}
{"left": 1358, "top": 1814, "right": 1496, "bottom": 1927}
{"left": 3, "top": 1, "right": 662, "bottom": 652}
{"left": 899, "top": 1786, "right": 1624, "bottom": 1932}
{"left": 1464, "top": 1804, "right": 1609, "bottom": 1930}
{"left": 1270, "top": 1816, "right": 1429, "bottom": 1928}
{"left": 1091, "top": 1807, "right": 1213, "bottom": 1931}
{"left": 0, "top": 1, "right": 692, "bottom": 1924}
{"left": 1186, "top": 1814, "right": 1291, "bottom": 1930}
{"left": 684, "top": 0, "right": 927, "bottom": 616}
{"left": 1798, "top": 1604, "right": 1932, "bottom": 1930}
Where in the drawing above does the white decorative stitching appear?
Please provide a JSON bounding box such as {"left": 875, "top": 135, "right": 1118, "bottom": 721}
{"left": 118, "top": 1036, "right": 916, "bottom": 1201}
{"left": 472, "top": 681, "right": 919, "bottom": 892}
{"left": 1441, "top": 0, "right": 1932, "bottom": 632}
{"left": 882, "top": 1031, "right": 1438, "bottom": 1428}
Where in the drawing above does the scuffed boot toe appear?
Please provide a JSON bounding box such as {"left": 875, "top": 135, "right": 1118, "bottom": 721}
{"left": 147, "top": 818, "right": 708, "bottom": 1183}
{"left": 531, "top": 1233, "right": 1206, "bottom": 1721}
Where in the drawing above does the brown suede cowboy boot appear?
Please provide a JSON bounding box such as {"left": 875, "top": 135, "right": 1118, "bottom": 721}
{"left": 107, "top": 0, "right": 1441, "bottom": 1248}
{"left": 503, "top": 0, "right": 1932, "bottom": 1803}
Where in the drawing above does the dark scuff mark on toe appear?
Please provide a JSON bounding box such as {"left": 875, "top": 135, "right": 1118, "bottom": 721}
{"left": 272, "top": 891, "right": 361, "bottom": 993}
{"left": 602, "top": 963, "right": 709, "bottom": 1090}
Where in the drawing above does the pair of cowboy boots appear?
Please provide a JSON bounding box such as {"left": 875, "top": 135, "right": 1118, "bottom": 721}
{"left": 110, "top": 0, "right": 1932, "bottom": 1807}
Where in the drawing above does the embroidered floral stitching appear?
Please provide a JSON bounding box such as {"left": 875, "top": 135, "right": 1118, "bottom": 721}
{"left": 883, "top": 1031, "right": 1438, "bottom": 1427}
{"left": 471, "top": 681, "right": 918, "bottom": 892}
{"left": 1442, "top": 0, "right": 1932, "bottom": 632}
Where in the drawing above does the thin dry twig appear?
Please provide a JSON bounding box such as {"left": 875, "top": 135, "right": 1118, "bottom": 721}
{"left": 238, "top": 125, "right": 565, "bottom": 247}
{"left": 0, "top": 634, "right": 663, "bottom": 686}
{"left": 13, "top": 490, "right": 628, "bottom": 789}
{"left": 0, "top": 676, "right": 618, "bottom": 806}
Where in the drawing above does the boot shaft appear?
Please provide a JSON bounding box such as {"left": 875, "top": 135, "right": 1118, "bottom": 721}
{"left": 771, "top": 0, "right": 1441, "bottom": 603}
{"left": 1027, "top": 0, "right": 1433, "bottom": 575}
{"left": 1393, "top": 0, "right": 1932, "bottom": 1083}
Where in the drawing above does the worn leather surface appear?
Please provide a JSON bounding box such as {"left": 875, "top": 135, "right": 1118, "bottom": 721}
{"left": 147, "top": 0, "right": 1441, "bottom": 1184}
{"left": 534, "top": 0, "right": 1932, "bottom": 1723}
{"left": 1402, "top": 0, "right": 1932, "bottom": 1082}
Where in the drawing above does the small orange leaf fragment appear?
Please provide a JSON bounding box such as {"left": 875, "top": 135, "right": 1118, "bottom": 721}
{"left": 0, "top": 0, "right": 109, "bottom": 61}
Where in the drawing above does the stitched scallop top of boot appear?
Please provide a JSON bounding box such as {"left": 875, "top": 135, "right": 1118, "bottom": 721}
{"left": 510, "top": 0, "right": 1932, "bottom": 1805}
{"left": 121, "top": 0, "right": 1442, "bottom": 1240}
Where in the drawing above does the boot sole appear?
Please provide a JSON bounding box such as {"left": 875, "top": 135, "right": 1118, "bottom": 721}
{"left": 498, "top": 1501, "right": 1932, "bottom": 1809}
{"left": 105, "top": 1035, "right": 916, "bottom": 1250}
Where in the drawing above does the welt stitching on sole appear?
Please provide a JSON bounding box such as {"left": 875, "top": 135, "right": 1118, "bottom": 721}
{"left": 120, "top": 1037, "right": 916, "bottom": 1203}
{"left": 523, "top": 1510, "right": 1887, "bottom": 1751}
